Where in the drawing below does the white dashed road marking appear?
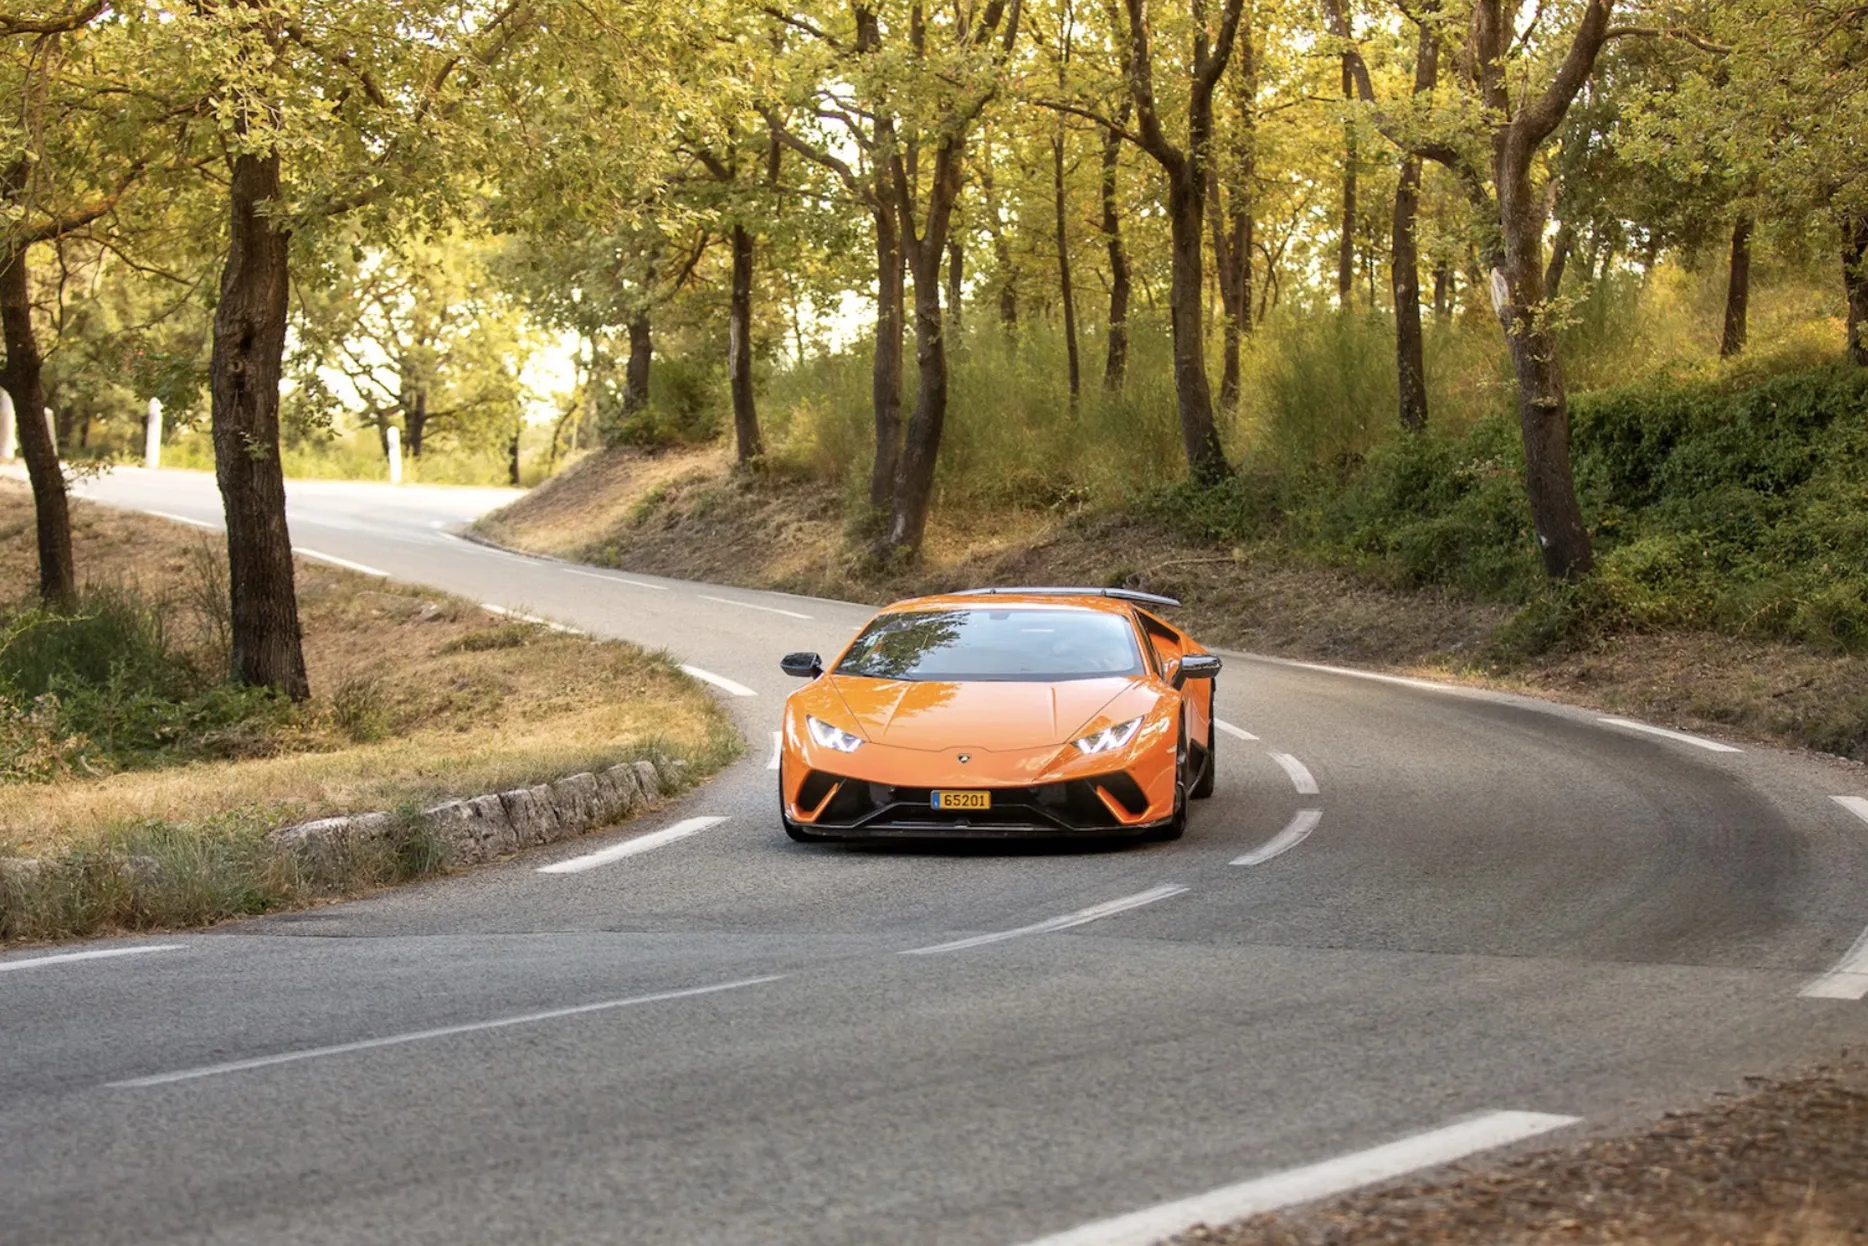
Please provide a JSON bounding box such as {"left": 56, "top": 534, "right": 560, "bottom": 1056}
{"left": 1214, "top": 720, "right": 1258, "bottom": 741}
{"left": 767, "top": 731, "right": 782, "bottom": 770}
{"left": 1233, "top": 810, "right": 1322, "bottom": 867}
{"left": 1012, "top": 1110, "right": 1582, "bottom": 1246}
{"left": 680, "top": 665, "right": 758, "bottom": 697}
{"left": 295, "top": 548, "right": 389, "bottom": 577}
{"left": 1833, "top": 795, "right": 1868, "bottom": 827}
{"left": 699, "top": 594, "right": 812, "bottom": 620}
{"left": 1598, "top": 717, "right": 1742, "bottom": 753}
{"left": 537, "top": 817, "right": 729, "bottom": 874}
{"left": 1269, "top": 752, "right": 1319, "bottom": 795}
{"left": 0, "top": 944, "right": 187, "bottom": 974}
{"left": 902, "top": 885, "right": 1189, "bottom": 956}
{"left": 109, "top": 975, "right": 785, "bottom": 1088}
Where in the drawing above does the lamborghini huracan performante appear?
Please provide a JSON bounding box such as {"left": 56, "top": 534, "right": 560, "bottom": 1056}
{"left": 777, "top": 588, "right": 1221, "bottom": 842}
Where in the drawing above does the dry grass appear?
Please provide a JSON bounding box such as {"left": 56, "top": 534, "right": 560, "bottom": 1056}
{"left": 0, "top": 480, "right": 735, "bottom": 854}
{"left": 480, "top": 447, "right": 1868, "bottom": 762}
{"left": 474, "top": 445, "right": 734, "bottom": 559}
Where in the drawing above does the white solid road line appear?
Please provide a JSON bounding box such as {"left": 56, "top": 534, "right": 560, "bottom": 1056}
{"left": 479, "top": 603, "right": 586, "bottom": 635}
{"left": 1269, "top": 752, "right": 1319, "bottom": 795}
{"left": 110, "top": 975, "right": 785, "bottom": 1089}
{"left": 699, "top": 594, "right": 813, "bottom": 620}
{"left": 1012, "top": 1110, "right": 1582, "bottom": 1246}
{"left": 1802, "top": 805, "right": 1868, "bottom": 999}
{"left": 1802, "top": 927, "right": 1868, "bottom": 1001}
{"left": 1833, "top": 795, "right": 1868, "bottom": 827}
{"left": 680, "top": 664, "right": 758, "bottom": 697}
{"left": 0, "top": 944, "right": 187, "bottom": 974}
{"left": 563, "top": 567, "right": 670, "bottom": 591}
{"left": 1598, "top": 717, "right": 1742, "bottom": 753}
{"left": 902, "top": 885, "right": 1189, "bottom": 956}
{"left": 294, "top": 548, "right": 389, "bottom": 577}
{"left": 1233, "top": 810, "right": 1322, "bottom": 867}
{"left": 767, "top": 731, "right": 782, "bottom": 770}
{"left": 149, "top": 509, "right": 219, "bottom": 531}
{"left": 536, "top": 816, "right": 728, "bottom": 873}
{"left": 1214, "top": 719, "right": 1259, "bottom": 741}
{"left": 1255, "top": 656, "right": 1473, "bottom": 697}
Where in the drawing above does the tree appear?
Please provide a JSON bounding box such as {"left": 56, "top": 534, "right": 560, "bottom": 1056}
{"left": 1330, "top": 0, "right": 1627, "bottom": 579}
{"left": 0, "top": 4, "right": 150, "bottom": 608}
{"left": 1069, "top": 0, "right": 1244, "bottom": 485}
{"left": 293, "top": 239, "right": 530, "bottom": 461}
{"left": 170, "top": 0, "right": 534, "bottom": 696}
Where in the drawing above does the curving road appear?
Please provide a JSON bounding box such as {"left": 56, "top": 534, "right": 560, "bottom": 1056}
{"left": 5, "top": 467, "right": 1868, "bottom": 1245}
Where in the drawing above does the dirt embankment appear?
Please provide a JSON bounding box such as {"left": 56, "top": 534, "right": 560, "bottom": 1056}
{"left": 480, "top": 447, "right": 1868, "bottom": 763}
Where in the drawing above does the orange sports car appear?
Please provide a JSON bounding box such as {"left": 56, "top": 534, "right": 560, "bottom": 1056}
{"left": 777, "top": 587, "right": 1220, "bottom": 842}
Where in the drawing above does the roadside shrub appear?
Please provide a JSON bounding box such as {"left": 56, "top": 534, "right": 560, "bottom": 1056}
{"left": 0, "top": 587, "right": 302, "bottom": 777}
{"left": 0, "top": 807, "right": 450, "bottom": 942}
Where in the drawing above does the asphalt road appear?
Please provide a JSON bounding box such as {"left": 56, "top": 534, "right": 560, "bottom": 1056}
{"left": 5, "top": 467, "right": 1868, "bottom": 1246}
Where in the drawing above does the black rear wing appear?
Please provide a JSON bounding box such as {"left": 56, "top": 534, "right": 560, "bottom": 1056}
{"left": 953, "top": 586, "right": 1182, "bottom": 609}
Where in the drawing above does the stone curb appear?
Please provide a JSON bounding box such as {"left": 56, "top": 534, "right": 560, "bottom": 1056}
{"left": 273, "top": 757, "right": 670, "bottom": 868}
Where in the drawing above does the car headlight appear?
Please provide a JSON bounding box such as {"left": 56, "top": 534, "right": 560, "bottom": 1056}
{"left": 807, "top": 715, "right": 864, "bottom": 753}
{"left": 1073, "top": 716, "right": 1143, "bottom": 755}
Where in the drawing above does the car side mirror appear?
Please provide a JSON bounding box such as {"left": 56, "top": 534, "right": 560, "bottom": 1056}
{"left": 1175, "top": 654, "right": 1221, "bottom": 686}
{"left": 781, "top": 652, "right": 823, "bottom": 678}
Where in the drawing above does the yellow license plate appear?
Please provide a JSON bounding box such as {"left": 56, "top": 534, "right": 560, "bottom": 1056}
{"left": 932, "top": 790, "right": 991, "bottom": 811}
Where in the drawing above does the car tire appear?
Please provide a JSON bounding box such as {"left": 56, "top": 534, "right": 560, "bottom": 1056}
{"left": 1141, "top": 716, "right": 1189, "bottom": 842}
{"left": 1191, "top": 698, "right": 1216, "bottom": 800}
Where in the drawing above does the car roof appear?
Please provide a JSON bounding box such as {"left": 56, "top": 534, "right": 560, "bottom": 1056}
{"left": 876, "top": 591, "right": 1147, "bottom": 618}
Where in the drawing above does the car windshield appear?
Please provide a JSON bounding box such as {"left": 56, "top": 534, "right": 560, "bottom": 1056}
{"left": 834, "top": 608, "right": 1145, "bottom": 682}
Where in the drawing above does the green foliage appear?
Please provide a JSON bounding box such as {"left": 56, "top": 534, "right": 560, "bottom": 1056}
{"left": 1148, "top": 361, "right": 1868, "bottom": 658}
{"left": 0, "top": 588, "right": 298, "bottom": 775}
{"left": 600, "top": 354, "right": 726, "bottom": 449}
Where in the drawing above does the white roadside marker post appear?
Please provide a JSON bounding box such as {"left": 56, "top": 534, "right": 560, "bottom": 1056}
{"left": 0, "top": 389, "right": 14, "bottom": 460}
{"left": 386, "top": 424, "right": 403, "bottom": 484}
{"left": 144, "top": 397, "right": 163, "bottom": 469}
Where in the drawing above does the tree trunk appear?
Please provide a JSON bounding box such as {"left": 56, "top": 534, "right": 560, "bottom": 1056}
{"left": 1495, "top": 162, "right": 1592, "bottom": 579}
{"left": 1053, "top": 129, "right": 1081, "bottom": 405}
{"left": 1391, "top": 18, "right": 1437, "bottom": 432}
{"left": 888, "top": 243, "right": 948, "bottom": 557}
{"left": 1392, "top": 154, "right": 1428, "bottom": 431}
{"left": 406, "top": 390, "right": 427, "bottom": 457}
{"left": 1100, "top": 113, "right": 1132, "bottom": 391}
{"left": 1544, "top": 220, "right": 1576, "bottom": 297}
{"left": 946, "top": 237, "right": 964, "bottom": 330}
{"left": 868, "top": 203, "right": 906, "bottom": 513}
{"left": 0, "top": 238, "right": 75, "bottom": 608}
{"left": 1841, "top": 212, "right": 1866, "bottom": 367}
{"left": 622, "top": 313, "right": 652, "bottom": 418}
{"left": 1719, "top": 215, "right": 1751, "bottom": 360}
{"left": 1212, "top": 15, "right": 1255, "bottom": 414}
{"left": 729, "top": 222, "right": 763, "bottom": 465}
{"left": 1338, "top": 56, "right": 1358, "bottom": 312}
{"left": 507, "top": 421, "right": 522, "bottom": 486}
{"left": 1166, "top": 165, "right": 1228, "bottom": 485}
{"left": 1433, "top": 260, "right": 1452, "bottom": 319}
{"left": 210, "top": 149, "right": 308, "bottom": 698}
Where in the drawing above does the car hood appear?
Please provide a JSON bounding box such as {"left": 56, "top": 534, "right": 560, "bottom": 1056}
{"left": 826, "top": 675, "right": 1141, "bottom": 751}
